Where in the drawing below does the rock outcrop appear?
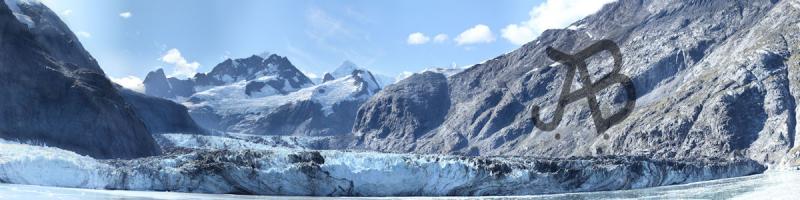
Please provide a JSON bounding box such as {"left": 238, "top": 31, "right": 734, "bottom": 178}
{"left": 354, "top": 72, "right": 451, "bottom": 152}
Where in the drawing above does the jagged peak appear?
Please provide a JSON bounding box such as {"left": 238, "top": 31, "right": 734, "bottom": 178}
{"left": 332, "top": 60, "right": 362, "bottom": 78}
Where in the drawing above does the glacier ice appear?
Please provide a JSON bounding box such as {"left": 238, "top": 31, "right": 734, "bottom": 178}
{"left": 0, "top": 136, "right": 766, "bottom": 196}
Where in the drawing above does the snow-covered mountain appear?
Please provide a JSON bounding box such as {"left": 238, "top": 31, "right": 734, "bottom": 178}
{"left": 141, "top": 56, "right": 384, "bottom": 137}
{"left": 321, "top": 61, "right": 395, "bottom": 88}
{"left": 186, "top": 67, "right": 380, "bottom": 137}
{"left": 144, "top": 54, "right": 314, "bottom": 99}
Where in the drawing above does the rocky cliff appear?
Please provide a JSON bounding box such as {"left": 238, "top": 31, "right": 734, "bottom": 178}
{"left": 0, "top": 0, "right": 159, "bottom": 159}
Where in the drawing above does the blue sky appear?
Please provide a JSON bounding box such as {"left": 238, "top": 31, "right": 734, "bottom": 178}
{"left": 36, "top": 0, "right": 613, "bottom": 87}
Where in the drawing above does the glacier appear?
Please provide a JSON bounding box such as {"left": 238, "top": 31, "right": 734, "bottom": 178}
{"left": 0, "top": 166, "right": 797, "bottom": 199}
{"left": 0, "top": 135, "right": 765, "bottom": 197}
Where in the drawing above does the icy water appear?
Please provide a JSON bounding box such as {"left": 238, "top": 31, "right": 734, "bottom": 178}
{"left": 1, "top": 171, "right": 798, "bottom": 200}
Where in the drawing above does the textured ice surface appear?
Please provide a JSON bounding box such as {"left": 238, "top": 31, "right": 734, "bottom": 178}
{"left": 157, "top": 133, "right": 334, "bottom": 150}
{"left": 0, "top": 138, "right": 765, "bottom": 196}
{"left": 0, "top": 171, "right": 798, "bottom": 199}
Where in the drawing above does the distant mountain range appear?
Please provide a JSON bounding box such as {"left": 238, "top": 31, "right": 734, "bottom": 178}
{"left": 143, "top": 55, "right": 386, "bottom": 138}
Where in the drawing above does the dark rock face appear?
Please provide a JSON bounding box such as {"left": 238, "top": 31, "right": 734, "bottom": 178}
{"left": 143, "top": 68, "right": 196, "bottom": 99}
{"left": 353, "top": 72, "right": 450, "bottom": 151}
{"left": 14, "top": 1, "right": 102, "bottom": 73}
{"left": 166, "top": 77, "right": 195, "bottom": 97}
{"left": 118, "top": 87, "right": 207, "bottom": 135}
{"left": 352, "top": 0, "right": 800, "bottom": 165}
{"left": 143, "top": 69, "right": 174, "bottom": 99}
{"left": 0, "top": 2, "right": 159, "bottom": 159}
{"left": 322, "top": 73, "right": 335, "bottom": 83}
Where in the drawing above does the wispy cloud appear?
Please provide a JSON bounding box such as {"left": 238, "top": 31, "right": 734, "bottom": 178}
{"left": 433, "top": 34, "right": 449, "bottom": 43}
{"left": 501, "top": 0, "right": 615, "bottom": 45}
{"left": 119, "top": 11, "right": 132, "bottom": 19}
{"left": 306, "top": 7, "right": 350, "bottom": 41}
{"left": 455, "top": 24, "right": 495, "bottom": 46}
{"left": 60, "top": 9, "right": 72, "bottom": 16}
{"left": 408, "top": 33, "right": 449, "bottom": 45}
{"left": 303, "top": 6, "right": 382, "bottom": 70}
{"left": 160, "top": 48, "right": 200, "bottom": 78}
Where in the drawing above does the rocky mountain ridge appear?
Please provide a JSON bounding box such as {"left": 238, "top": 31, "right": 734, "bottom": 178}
{"left": 352, "top": 0, "right": 800, "bottom": 168}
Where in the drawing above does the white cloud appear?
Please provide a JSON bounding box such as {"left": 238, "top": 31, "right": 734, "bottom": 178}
{"left": 119, "top": 12, "right": 132, "bottom": 19}
{"left": 502, "top": 0, "right": 615, "bottom": 45}
{"left": 75, "top": 31, "right": 91, "bottom": 38}
{"left": 406, "top": 32, "right": 430, "bottom": 45}
{"left": 501, "top": 24, "right": 535, "bottom": 45}
{"left": 110, "top": 76, "right": 145, "bottom": 93}
{"left": 454, "top": 24, "right": 495, "bottom": 45}
{"left": 302, "top": 70, "right": 319, "bottom": 79}
{"left": 160, "top": 48, "right": 200, "bottom": 78}
{"left": 61, "top": 9, "right": 72, "bottom": 16}
{"left": 395, "top": 71, "right": 415, "bottom": 82}
{"left": 433, "top": 34, "right": 449, "bottom": 43}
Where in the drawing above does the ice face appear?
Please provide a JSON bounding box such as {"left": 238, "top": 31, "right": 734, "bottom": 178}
{"left": 0, "top": 168, "right": 797, "bottom": 199}
{"left": 0, "top": 137, "right": 766, "bottom": 196}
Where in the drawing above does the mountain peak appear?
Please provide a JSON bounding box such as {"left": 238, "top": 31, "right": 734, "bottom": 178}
{"left": 332, "top": 60, "right": 362, "bottom": 79}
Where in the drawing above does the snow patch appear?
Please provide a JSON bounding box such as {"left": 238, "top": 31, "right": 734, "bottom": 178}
{"left": 4, "top": 0, "right": 38, "bottom": 28}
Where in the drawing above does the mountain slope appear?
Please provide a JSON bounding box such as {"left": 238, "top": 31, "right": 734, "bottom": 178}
{"left": 0, "top": 1, "right": 159, "bottom": 159}
{"left": 118, "top": 87, "right": 208, "bottom": 135}
{"left": 354, "top": 0, "right": 800, "bottom": 166}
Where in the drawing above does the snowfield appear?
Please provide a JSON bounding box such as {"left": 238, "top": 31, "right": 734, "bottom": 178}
{"left": 0, "top": 135, "right": 766, "bottom": 196}
{"left": 186, "top": 70, "right": 377, "bottom": 117}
